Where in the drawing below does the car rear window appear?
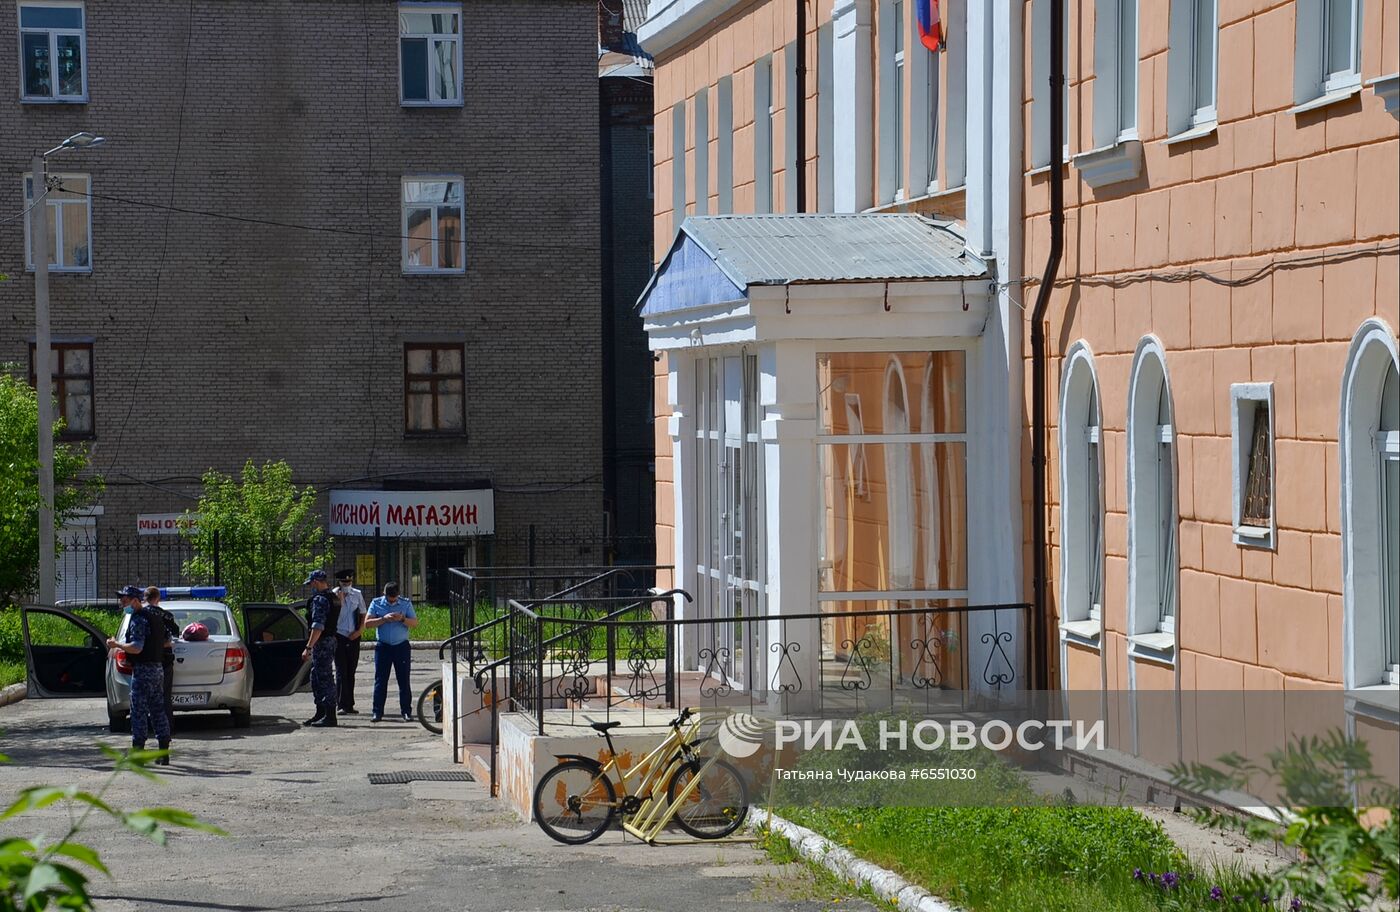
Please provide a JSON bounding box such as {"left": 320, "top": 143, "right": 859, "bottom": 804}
{"left": 167, "top": 608, "right": 232, "bottom": 636}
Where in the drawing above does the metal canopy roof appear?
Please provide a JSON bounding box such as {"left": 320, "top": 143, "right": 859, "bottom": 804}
{"left": 638, "top": 214, "right": 986, "bottom": 317}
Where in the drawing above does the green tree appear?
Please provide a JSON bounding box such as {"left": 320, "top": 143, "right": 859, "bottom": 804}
{"left": 182, "top": 460, "right": 331, "bottom": 609}
{"left": 0, "top": 372, "right": 102, "bottom": 607}
{"left": 1172, "top": 730, "right": 1400, "bottom": 912}
{"left": 1, "top": 745, "right": 224, "bottom": 911}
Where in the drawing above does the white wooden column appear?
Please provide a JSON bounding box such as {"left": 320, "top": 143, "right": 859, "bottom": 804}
{"left": 832, "top": 0, "right": 874, "bottom": 213}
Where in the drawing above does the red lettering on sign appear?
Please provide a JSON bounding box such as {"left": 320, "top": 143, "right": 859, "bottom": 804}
{"left": 465, "top": 505, "right": 477, "bottom": 525}
{"left": 425, "top": 505, "right": 439, "bottom": 525}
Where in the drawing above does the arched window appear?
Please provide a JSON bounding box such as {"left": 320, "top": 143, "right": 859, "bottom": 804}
{"left": 884, "top": 359, "right": 915, "bottom": 589}
{"left": 1127, "top": 338, "right": 1177, "bottom": 659}
{"left": 1059, "top": 343, "right": 1104, "bottom": 641}
{"left": 1340, "top": 319, "right": 1400, "bottom": 695}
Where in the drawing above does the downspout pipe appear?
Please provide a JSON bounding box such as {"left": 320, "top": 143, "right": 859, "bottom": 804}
{"left": 796, "top": 0, "right": 808, "bottom": 212}
{"left": 1030, "top": 0, "right": 1065, "bottom": 691}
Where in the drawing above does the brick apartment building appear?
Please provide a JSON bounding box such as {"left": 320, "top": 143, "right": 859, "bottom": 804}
{"left": 2, "top": 0, "right": 606, "bottom": 599}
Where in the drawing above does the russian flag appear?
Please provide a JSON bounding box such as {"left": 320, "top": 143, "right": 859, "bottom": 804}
{"left": 916, "top": 0, "right": 945, "bottom": 52}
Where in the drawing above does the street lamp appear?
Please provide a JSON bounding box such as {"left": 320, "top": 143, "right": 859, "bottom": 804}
{"left": 32, "top": 131, "right": 105, "bottom": 607}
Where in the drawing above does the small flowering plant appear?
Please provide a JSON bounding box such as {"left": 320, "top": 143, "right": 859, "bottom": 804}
{"left": 1131, "top": 865, "right": 1305, "bottom": 911}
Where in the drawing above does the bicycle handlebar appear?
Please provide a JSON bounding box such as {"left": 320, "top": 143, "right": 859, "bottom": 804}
{"left": 669, "top": 707, "right": 695, "bottom": 728}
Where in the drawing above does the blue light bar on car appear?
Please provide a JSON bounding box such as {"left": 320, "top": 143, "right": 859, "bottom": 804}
{"left": 157, "top": 586, "right": 228, "bottom": 599}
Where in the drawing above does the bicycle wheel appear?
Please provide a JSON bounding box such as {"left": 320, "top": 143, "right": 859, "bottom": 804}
{"left": 532, "top": 760, "right": 618, "bottom": 845}
{"left": 666, "top": 757, "right": 749, "bottom": 839}
{"left": 417, "top": 681, "right": 443, "bottom": 735}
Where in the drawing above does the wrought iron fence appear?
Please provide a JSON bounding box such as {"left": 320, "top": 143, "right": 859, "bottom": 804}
{"left": 47, "top": 527, "right": 655, "bottom": 608}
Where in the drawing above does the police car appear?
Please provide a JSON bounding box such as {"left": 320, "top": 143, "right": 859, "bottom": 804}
{"left": 21, "top": 588, "right": 312, "bottom": 732}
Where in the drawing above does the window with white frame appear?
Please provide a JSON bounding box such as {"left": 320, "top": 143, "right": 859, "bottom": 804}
{"left": 671, "top": 103, "right": 686, "bottom": 219}
{"left": 1127, "top": 340, "right": 1177, "bottom": 657}
{"left": 1294, "top": 0, "right": 1362, "bottom": 106}
{"left": 18, "top": 2, "right": 86, "bottom": 102}
{"left": 694, "top": 87, "right": 710, "bottom": 216}
{"left": 717, "top": 76, "right": 734, "bottom": 213}
{"left": 878, "top": 0, "right": 906, "bottom": 201}
{"left": 754, "top": 55, "right": 773, "bottom": 214}
{"left": 1093, "top": 0, "right": 1138, "bottom": 146}
{"left": 909, "top": 2, "right": 940, "bottom": 196}
{"left": 1059, "top": 344, "right": 1104, "bottom": 640}
{"left": 401, "top": 177, "right": 465, "bottom": 273}
{"left": 1167, "top": 0, "right": 1217, "bottom": 135}
{"left": 816, "top": 23, "right": 835, "bottom": 210}
{"left": 1340, "top": 321, "right": 1399, "bottom": 694}
{"left": 1231, "top": 384, "right": 1275, "bottom": 548}
{"left": 943, "top": 2, "right": 967, "bottom": 188}
{"left": 399, "top": 4, "right": 461, "bottom": 105}
{"left": 1031, "top": 0, "right": 1070, "bottom": 168}
{"left": 24, "top": 172, "right": 91, "bottom": 272}
{"left": 784, "top": 43, "right": 800, "bottom": 212}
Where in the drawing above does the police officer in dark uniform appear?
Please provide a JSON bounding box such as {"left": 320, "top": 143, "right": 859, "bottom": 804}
{"left": 141, "top": 587, "right": 181, "bottom": 729}
{"left": 107, "top": 586, "right": 172, "bottom": 763}
{"left": 301, "top": 570, "right": 341, "bottom": 727}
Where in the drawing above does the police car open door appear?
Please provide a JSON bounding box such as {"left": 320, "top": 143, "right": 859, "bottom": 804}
{"left": 20, "top": 605, "right": 110, "bottom": 698}
{"left": 242, "top": 603, "right": 312, "bottom": 696}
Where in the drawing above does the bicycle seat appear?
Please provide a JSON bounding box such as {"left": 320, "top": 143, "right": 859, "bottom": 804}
{"left": 590, "top": 721, "right": 623, "bottom": 733}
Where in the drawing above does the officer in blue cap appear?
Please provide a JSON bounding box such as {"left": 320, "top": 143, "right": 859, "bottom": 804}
{"left": 301, "top": 570, "right": 341, "bottom": 727}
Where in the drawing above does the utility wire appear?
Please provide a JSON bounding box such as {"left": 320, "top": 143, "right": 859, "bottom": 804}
{"left": 0, "top": 187, "right": 50, "bottom": 225}
{"left": 101, "top": 0, "right": 196, "bottom": 473}
{"left": 56, "top": 183, "right": 613, "bottom": 254}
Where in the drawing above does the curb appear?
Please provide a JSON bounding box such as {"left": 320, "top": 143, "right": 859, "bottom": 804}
{"left": 0, "top": 682, "right": 27, "bottom": 709}
{"left": 749, "top": 808, "right": 961, "bottom": 912}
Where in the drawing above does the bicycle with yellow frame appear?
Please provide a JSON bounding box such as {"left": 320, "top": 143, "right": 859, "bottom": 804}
{"left": 531, "top": 707, "right": 749, "bottom": 845}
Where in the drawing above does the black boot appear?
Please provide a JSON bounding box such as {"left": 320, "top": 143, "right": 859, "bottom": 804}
{"left": 309, "top": 705, "right": 337, "bottom": 728}
{"left": 156, "top": 740, "right": 171, "bottom": 766}
{"left": 304, "top": 703, "right": 326, "bottom": 726}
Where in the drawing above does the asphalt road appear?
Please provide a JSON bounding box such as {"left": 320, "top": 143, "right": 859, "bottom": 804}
{"left": 0, "top": 660, "right": 873, "bottom": 912}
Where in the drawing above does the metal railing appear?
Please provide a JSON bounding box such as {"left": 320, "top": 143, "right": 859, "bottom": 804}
{"left": 451, "top": 592, "right": 1032, "bottom": 796}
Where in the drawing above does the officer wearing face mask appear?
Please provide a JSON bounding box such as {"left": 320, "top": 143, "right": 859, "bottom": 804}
{"left": 118, "top": 585, "right": 178, "bottom": 727}
{"left": 332, "top": 570, "right": 367, "bottom": 715}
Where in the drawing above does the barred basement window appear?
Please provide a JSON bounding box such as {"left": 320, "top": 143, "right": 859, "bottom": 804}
{"left": 28, "top": 341, "right": 93, "bottom": 439}
{"left": 1242, "top": 405, "right": 1271, "bottom": 525}
{"left": 403, "top": 342, "right": 465, "bottom": 435}
{"left": 1231, "top": 383, "right": 1275, "bottom": 548}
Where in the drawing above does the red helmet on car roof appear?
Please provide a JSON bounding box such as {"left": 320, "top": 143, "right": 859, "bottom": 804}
{"left": 182, "top": 622, "right": 209, "bottom": 642}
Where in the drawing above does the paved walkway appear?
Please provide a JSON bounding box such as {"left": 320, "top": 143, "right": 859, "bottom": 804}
{"left": 0, "top": 663, "right": 873, "bottom": 912}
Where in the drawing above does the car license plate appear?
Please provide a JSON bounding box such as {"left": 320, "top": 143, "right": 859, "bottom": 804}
{"left": 171, "top": 693, "right": 209, "bottom": 707}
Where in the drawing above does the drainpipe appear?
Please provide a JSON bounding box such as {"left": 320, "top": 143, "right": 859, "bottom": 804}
{"left": 795, "top": 0, "right": 808, "bottom": 212}
{"left": 1030, "top": 0, "right": 1065, "bottom": 691}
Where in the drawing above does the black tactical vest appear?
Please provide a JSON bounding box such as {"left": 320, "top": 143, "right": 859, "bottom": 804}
{"left": 132, "top": 607, "right": 170, "bottom": 665}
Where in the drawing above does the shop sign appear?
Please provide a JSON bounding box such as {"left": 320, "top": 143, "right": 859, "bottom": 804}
{"left": 328, "top": 489, "right": 495, "bottom": 536}
{"left": 137, "top": 513, "right": 198, "bottom": 536}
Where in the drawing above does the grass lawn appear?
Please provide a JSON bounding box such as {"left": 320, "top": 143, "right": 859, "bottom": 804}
{"left": 0, "top": 659, "right": 23, "bottom": 689}
{"left": 769, "top": 804, "right": 1267, "bottom": 912}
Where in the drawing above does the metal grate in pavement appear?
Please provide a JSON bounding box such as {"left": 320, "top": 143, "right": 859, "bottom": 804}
{"left": 368, "top": 770, "right": 472, "bottom": 785}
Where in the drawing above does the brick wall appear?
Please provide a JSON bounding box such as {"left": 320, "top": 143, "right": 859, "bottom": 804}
{"left": 1022, "top": 0, "right": 1400, "bottom": 693}
{"left": 1, "top": 0, "right": 604, "bottom": 556}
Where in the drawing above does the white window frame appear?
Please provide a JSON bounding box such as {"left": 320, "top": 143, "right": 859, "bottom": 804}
{"left": 400, "top": 175, "right": 466, "bottom": 275}
{"left": 1230, "top": 383, "right": 1276, "bottom": 549}
{"left": 694, "top": 88, "right": 709, "bottom": 216}
{"left": 671, "top": 103, "right": 687, "bottom": 220}
{"left": 717, "top": 76, "right": 734, "bottom": 213}
{"left": 877, "top": 0, "right": 904, "bottom": 202}
{"left": 1058, "top": 343, "right": 1105, "bottom": 645}
{"left": 1292, "top": 0, "right": 1363, "bottom": 111}
{"left": 23, "top": 171, "right": 92, "bottom": 273}
{"left": 398, "top": 2, "right": 463, "bottom": 107}
{"left": 1031, "top": 0, "right": 1070, "bottom": 169}
{"left": 1093, "top": 0, "right": 1139, "bottom": 147}
{"left": 1340, "top": 319, "right": 1400, "bottom": 709}
{"left": 1126, "top": 337, "right": 1178, "bottom": 662}
{"left": 908, "top": 19, "right": 940, "bottom": 197}
{"left": 816, "top": 22, "right": 835, "bottom": 210}
{"left": 17, "top": 1, "right": 87, "bottom": 103}
{"left": 1166, "top": 0, "right": 1218, "bottom": 139}
{"left": 754, "top": 55, "right": 774, "bottom": 214}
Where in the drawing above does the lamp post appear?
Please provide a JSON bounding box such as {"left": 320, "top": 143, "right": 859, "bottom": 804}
{"left": 32, "top": 131, "right": 104, "bottom": 607}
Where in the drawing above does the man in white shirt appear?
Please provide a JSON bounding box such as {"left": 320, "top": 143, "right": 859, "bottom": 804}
{"left": 332, "top": 569, "right": 368, "bottom": 715}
